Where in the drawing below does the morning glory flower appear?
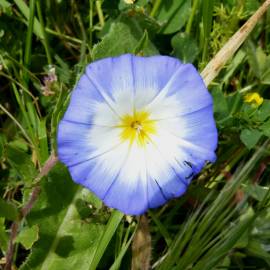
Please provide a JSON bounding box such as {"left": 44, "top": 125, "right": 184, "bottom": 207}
{"left": 57, "top": 54, "right": 218, "bottom": 215}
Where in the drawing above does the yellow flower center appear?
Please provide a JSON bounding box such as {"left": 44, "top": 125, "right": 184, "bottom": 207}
{"left": 119, "top": 111, "right": 156, "bottom": 147}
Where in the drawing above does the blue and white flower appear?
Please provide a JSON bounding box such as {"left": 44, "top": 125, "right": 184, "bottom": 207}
{"left": 57, "top": 54, "right": 218, "bottom": 215}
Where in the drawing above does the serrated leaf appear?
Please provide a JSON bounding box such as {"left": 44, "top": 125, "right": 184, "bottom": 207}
{"left": 155, "top": 0, "right": 191, "bottom": 34}
{"left": 15, "top": 225, "right": 39, "bottom": 250}
{"left": 0, "top": 198, "right": 18, "bottom": 221}
{"left": 171, "top": 32, "right": 199, "bottom": 63}
{"left": 20, "top": 163, "right": 106, "bottom": 270}
{"left": 240, "top": 129, "right": 262, "bottom": 149}
{"left": 92, "top": 14, "right": 158, "bottom": 60}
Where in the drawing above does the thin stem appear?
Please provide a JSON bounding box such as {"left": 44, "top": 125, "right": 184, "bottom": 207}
{"left": 186, "top": 0, "right": 200, "bottom": 34}
{"left": 36, "top": 0, "right": 52, "bottom": 64}
{"left": 96, "top": 0, "right": 105, "bottom": 27}
{"left": 150, "top": 0, "right": 162, "bottom": 17}
{"left": 4, "top": 154, "right": 58, "bottom": 270}
{"left": 89, "top": 0, "right": 93, "bottom": 48}
{"left": 89, "top": 210, "right": 124, "bottom": 270}
{"left": 0, "top": 104, "right": 33, "bottom": 146}
{"left": 45, "top": 27, "right": 83, "bottom": 44}
{"left": 73, "top": 0, "right": 87, "bottom": 65}
{"left": 24, "top": 0, "right": 35, "bottom": 71}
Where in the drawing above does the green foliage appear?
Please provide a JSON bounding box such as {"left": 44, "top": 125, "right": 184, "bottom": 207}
{"left": 20, "top": 163, "right": 106, "bottom": 270}
{"left": 154, "top": 0, "right": 191, "bottom": 34}
{"left": 171, "top": 32, "right": 199, "bottom": 63}
{"left": 15, "top": 225, "right": 39, "bottom": 250}
{"left": 0, "top": 198, "right": 18, "bottom": 221}
{"left": 92, "top": 13, "right": 158, "bottom": 60}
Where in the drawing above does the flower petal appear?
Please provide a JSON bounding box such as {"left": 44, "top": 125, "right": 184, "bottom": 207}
{"left": 57, "top": 54, "right": 218, "bottom": 215}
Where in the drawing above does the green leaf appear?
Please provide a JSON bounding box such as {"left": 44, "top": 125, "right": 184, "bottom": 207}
{"left": 240, "top": 129, "right": 262, "bottom": 149}
{"left": 92, "top": 14, "right": 158, "bottom": 60}
{"left": 14, "top": 0, "right": 44, "bottom": 39}
{"left": 0, "top": 218, "right": 8, "bottom": 252}
{"left": 6, "top": 143, "right": 37, "bottom": 183}
{"left": 0, "top": 133, "right": 6, "bottom": 159}
{"left": 0, "top": 198, "right": 18, "bottom": 221}
{"left": 255, "top": 100, "right": 270, "bottom": 122}
{"left": 15, "top": 225, "right": 39, "bottom": 250}
{"left": 155, "top": 0, "right": 191, "bottom": 34}
{"left": 211, "top": 87, "right": 229, "bottom": 121}
{"left": 246, "top": 239, "right": 270, "bottom": 266}
{"left": 133, "top": 30, "right": 150, "bottom": 55}
{"left": 0, "top": 0, "right": 11, "bottom": 14}
{"left": 171, "top": 32, "right": 199, "bottom": 63}
{"left": 261, "top": 119, "right": 270, "bottom": 137}
{"left": 20, "top": 163, "right": 106, "bottom": 270}
{"left": 244, "top": 184, "right": 269, "bottom": 202}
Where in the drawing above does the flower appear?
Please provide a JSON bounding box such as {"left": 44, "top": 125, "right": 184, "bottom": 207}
{"left": 57, "top": 54, "right": 218, "bottom": 215}
{"left": 244, "top": 92, "right": 263, "bottom": 106}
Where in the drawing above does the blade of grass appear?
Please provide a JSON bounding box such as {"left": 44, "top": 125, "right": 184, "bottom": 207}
{"left": 24, "top": 0, "right": 35, "bottom": 82}
{"left": 185, "top": 0, "right": 200, "bottom": 34}
{"left": 36, "top": 0, "right": 52, "bottom": 65}
{"left": 89, "top": 210, "right": 124, "bottom": 270}
{"left": 14, "top": 0, "right": 44, "bottom": 39}
{"left": 150, "top": 0, "right": 162, "bottom": 17}
{"left": 201, "top": 0, "right": 215, "bottom": 62}
{"left": 110, "top": 224, "right": 137, "bottom": 270}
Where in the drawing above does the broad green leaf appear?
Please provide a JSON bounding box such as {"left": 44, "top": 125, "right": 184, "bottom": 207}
{"left": 20, "top": 163, "right": 106, "bottom": 270}
{"left": 261, "top": 119, "right": 270, "bottom": 137}
{"left": 253, "top": 100, "right": 270, "bottom": 122}
{"left": 0, "top": 198, "right": 18, "bottom": 221}
{"left": 92, "top": 14, "right": 158, "bottom": 60}
{"left": 240, "top": 129, "right": 262, "bottom": 149}
{"left": 155, "top": 0, "right": 191, "bottom": 34}
{"left": 211, "top": 87, "right": 230, "bottom": 121}
{"left": 6, "top": 143, "right": 36, "bottom": 183}
{"left": 15, "top": 225, "right": 39, "bottom": 250}
{"left": 171, "top": 32, "right": 199, "bottom": 63}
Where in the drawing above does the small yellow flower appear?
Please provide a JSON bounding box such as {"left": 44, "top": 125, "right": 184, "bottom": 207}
{"left": 124, "top": 0, "right": 135, "bottom": 4}
{"left": 244, "top": 92, "right": 263, "bottom": 106}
